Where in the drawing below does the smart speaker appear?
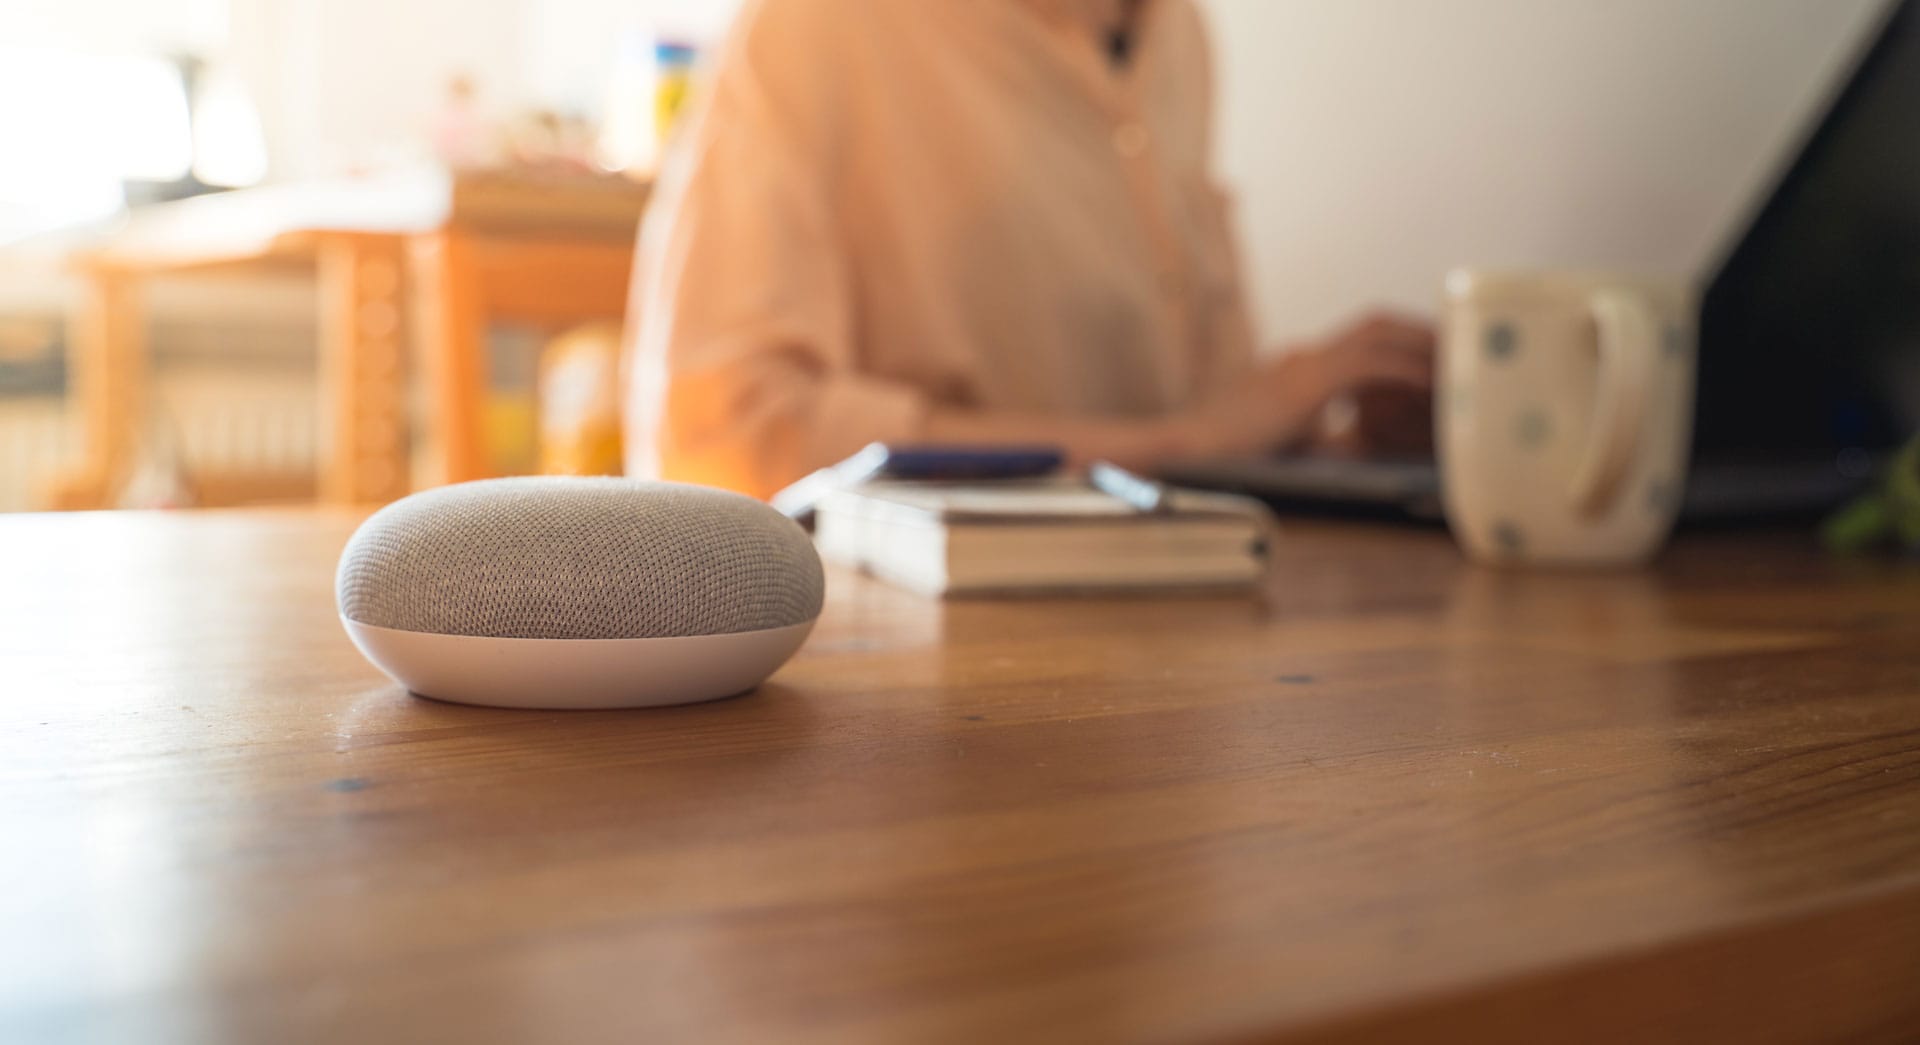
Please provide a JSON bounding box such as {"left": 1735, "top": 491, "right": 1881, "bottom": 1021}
{"left": 336, "top": 477, "right": 824, "bottom": 709}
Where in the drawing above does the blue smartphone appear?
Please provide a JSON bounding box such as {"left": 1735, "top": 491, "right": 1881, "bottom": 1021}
{"left": 772, "top": 443, "right": 1065, "bottom": 520}
{"left": 870, "top": 445, "right": 1064, "bottom": 481}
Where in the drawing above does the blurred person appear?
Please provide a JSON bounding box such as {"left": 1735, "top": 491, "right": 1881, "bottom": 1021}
{"left": 626, "top": 0, "right": 1434, "bottom": 498}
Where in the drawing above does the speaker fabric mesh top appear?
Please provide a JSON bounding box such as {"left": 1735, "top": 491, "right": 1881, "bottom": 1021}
{"left": 337, "top": 478, "right": 824, "bottom": 640}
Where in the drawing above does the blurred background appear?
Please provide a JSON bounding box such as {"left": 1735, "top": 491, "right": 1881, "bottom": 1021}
{"left": 0, "top": 0, "right": 1890, "bottom": 513}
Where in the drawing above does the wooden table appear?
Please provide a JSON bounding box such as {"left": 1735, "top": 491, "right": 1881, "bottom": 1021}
{"left": 48, "top": 168, "right": 645, "bottom": 510}
{"left": 3, "top": 510, "right": 1917, "bottom": 1043}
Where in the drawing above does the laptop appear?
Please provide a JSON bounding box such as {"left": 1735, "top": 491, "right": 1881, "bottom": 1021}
{"left": 1163, "top": 0, "right": 1920, "bottom": 524}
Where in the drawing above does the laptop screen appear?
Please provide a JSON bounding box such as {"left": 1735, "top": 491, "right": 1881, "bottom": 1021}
{"left": 1697, "top": 0, "right": 1920, "bottom": 462}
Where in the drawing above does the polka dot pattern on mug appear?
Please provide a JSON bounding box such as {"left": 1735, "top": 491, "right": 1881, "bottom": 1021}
{"left": 1647, "top": 478, "right": 1679, "bottom": 514}
{"left": 1513, "top": 408, "right": 1553, "bottom": 449}
{"left": 1492, "top": 521, "right": 1526, "bottom": 555}
{"left": 1486, "top": 324, "right": 1518, "bottom": 362}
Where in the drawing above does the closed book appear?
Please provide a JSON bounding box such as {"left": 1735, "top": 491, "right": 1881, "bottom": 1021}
{"left": 814, "top": 481, "right": 1269, "bottom": 596}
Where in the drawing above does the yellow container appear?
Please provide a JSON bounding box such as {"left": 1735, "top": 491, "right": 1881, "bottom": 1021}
{"left": 655, "top": 41, "right": 699, "bottom": 147}
{"left": 538, "top": 322, "right": 625, "bottom": 476}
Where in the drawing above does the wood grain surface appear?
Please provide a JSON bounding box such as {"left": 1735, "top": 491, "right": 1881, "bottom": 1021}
{"left": 2, "top": 509, "right": 1917, "bottom": 1044}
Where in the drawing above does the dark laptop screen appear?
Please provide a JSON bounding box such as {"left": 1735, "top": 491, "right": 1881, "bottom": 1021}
{"left": 1696, "top": 0, "right": 1920, "bottom": 461}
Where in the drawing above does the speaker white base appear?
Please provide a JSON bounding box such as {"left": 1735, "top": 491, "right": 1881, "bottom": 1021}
{"left": 341, "top": 618, "right": 816, "bottom": 709}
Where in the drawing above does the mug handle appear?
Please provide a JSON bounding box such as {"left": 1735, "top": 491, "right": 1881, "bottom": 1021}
{"left": 1568, "top": 289, "right": 1657, "bottom": 517}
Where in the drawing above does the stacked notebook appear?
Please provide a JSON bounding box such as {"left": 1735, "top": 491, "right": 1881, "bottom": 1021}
{"left": 813, "top": 481, "right": 1270, "bottom": 596}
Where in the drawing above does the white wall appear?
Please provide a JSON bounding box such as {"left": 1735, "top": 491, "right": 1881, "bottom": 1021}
{"left": 4, "top": 0, "right": 227, "bottom": 52}
{"left": 1200, "top": 0, "right": 1892, "bottom": 345}
{"left": 118, "top": 0, "right": 1895, "bottom": 349}
{"left": 229, "top": 0, "right": 740, "bottom": 178}
{"left": 520, "top": 0, "right": 741, "bottom": 115}
{"left": 230, "top": 0, "right": 527, "bottom": 177}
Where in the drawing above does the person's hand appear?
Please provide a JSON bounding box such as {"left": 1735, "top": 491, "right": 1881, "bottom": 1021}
{"left": 1167, "top": 310, "right": 1436, "bottom": 459}
{"left": 1303, "top": 310, "right": 1436, "bottom": 400}
{"left": 1316, "top": 385, "right": 1436, "bottom": 459}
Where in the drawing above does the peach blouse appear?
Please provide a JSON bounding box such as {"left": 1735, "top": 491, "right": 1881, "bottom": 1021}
{"left": 625, "top": 0, "right": 1256, "bottom": 497}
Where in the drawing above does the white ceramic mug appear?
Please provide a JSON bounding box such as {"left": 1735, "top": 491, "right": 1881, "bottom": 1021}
{"left": 1438, "top": 270, "right": 1696, "bottom": 567}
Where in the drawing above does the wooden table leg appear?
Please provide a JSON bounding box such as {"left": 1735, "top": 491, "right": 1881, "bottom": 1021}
{"left": 408, "top": 230, "right": 489, "bottom": 487}
{"left": 47, "top": 266, "right": 146, "bottom": 509}
{"left": 317, "top": 234, "right": 411, "bottom": 504}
